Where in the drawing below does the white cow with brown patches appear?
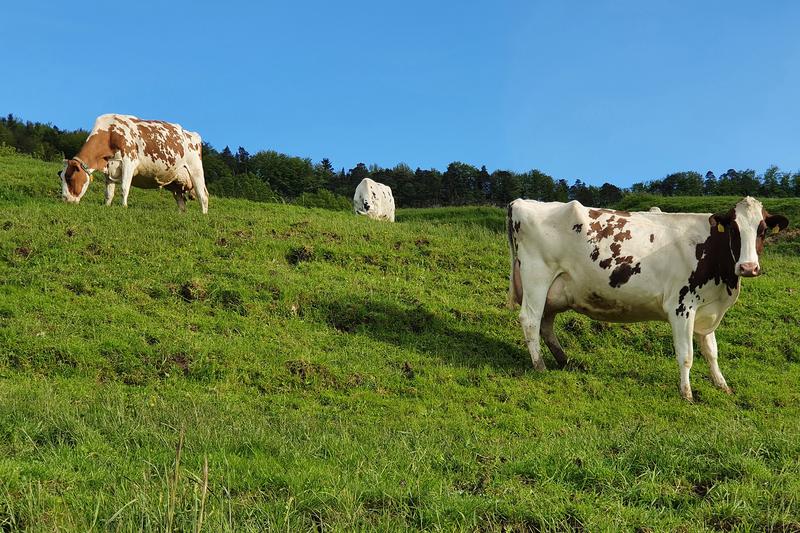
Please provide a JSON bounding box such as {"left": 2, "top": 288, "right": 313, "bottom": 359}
{"left": 353, "top": 178, "right": 395, "bottom": 222}
{"left": 59, "top": 114, "right": 208, "bottom": 213}
{"left": 507, "top": 197, "right": 788, "bottom": 400}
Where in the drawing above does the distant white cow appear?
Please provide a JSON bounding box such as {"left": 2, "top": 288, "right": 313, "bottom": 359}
{"left": 353, "top": 178, "right": 395, "bottom": 222}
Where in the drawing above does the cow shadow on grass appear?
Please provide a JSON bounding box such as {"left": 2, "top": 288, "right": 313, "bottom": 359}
{"left": 315, "top": 297, "right": 530, "bottom": 371}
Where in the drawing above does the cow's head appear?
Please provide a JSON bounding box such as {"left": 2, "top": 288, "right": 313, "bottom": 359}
{"left": 356, "top": 198, "right": 371, "bottom": 215}
{"left": 710, "top": 197, "right": 789, "bottom": 277}
{"left": 59, "top": 158, "right": 95, "bottom": 203}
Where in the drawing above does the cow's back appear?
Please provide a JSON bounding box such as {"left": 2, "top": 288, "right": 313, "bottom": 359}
{"left": 509, "top": 200, "right": 711, "bottom": 322}
{"left": 97, "top": 114, "right": 202, "bottom": 188}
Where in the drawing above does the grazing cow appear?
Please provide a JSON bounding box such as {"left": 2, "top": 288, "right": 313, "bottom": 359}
{"left": 507, "top": 197, "right": 788, "bottom": 400}
{"left": 353, "top": 178, "right": 395, "bottom": 222}
{"left": 59, "top": 114, "right": 208, "bottom": 213}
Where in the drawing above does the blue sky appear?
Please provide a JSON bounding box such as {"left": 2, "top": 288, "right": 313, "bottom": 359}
{"left": 2, "top": 1, "right": 799, "bottom": 187}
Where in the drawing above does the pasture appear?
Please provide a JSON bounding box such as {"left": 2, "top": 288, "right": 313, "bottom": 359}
{"left": 1, "top": 148, "right": 799, "bottom": 531}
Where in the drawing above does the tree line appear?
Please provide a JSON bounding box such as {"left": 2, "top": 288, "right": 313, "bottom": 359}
{"left": 2, "top": 114, "right": 798, "bottom": 209}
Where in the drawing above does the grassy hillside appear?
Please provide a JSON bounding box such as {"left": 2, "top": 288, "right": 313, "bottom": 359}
{"left": 1, "top": 148, "right": 800, "bottom": 531}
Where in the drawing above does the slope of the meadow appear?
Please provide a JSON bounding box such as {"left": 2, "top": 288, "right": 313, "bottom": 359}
{"left": 1, "top": 149, "right": 799, "bottom": 531}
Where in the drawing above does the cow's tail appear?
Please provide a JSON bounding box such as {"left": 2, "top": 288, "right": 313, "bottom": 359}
{"left": 507, "top": 201, "right": 523, "bottom": 308}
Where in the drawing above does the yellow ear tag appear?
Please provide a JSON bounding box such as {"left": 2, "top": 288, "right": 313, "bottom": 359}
{"left": 772, "top": 226, "right": 779, "bottom": 235}
{"left": 717, "top": 224, "right": 724, "bottom": 233}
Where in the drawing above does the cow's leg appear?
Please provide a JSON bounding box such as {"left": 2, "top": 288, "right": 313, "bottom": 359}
{"left": 104, "top": 180, "right": 116, "bottom": 206}
{"left": 518, "top": 273, "right": 554, "bottom": 372}
{"left": 186, "top": 164, "right": 209, "bottom": 214}
{"left": 119, "top": 162, "right": 134, "bottom": 207}
{"left": 668, "top": 313, "right": 695, "bottom": 401}
{"left": 173, "top": 191, "right": 187, "bottom": 212}
{"left": 696, "top": 331, "right": 731, "bottom": 394}
{"left": 541, "top": 311, "right": 568, "bottom": 368}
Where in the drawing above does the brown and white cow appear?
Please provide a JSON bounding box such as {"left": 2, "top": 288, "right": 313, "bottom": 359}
{"left": 59, "top": 114, "right": 208, "bottom": 213}
{"left": 507, "top": 197, "right": 789, "bottom": 400}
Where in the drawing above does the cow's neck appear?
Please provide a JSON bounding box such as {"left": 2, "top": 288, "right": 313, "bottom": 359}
{"left": 75, "top": 131, "right": 113, "bottom": 170}
{"left": 690, "top": 224, "right": 740, "bottom": 297}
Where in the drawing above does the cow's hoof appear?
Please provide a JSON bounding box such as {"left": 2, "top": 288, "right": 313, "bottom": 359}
{"left": 680, "top": 387, "right": 694, "bottom": 402}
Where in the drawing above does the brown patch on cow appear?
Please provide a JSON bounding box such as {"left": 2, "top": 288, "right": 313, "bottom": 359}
{"left": 108, "top": 125, "right": 136, "bottom": 158}
{"left": 585, "top": 208, "right": 641, "bottom": 287}
{"left": 63, "top": 160, "right": 85, "bottom": 197}
{"left": 588, "top": 216, "right": 629, "bottom": 244}
{"left": 614, "top": 230, "right": 632, "bottom": 242}
{"left": 589, "top": 220, "right": 616, "bottom": 241}
{"left": 68, "top": 122, "right": 142, "bottom": 185}
{"left": 125, "top": 119, "right": 188, "bottom": 167}
{"left": 77, "top": 129, "right": 115, "bottom": 169}
{"left": 649, "top": 234, "right": 654, "bottom": 243}
{"left": 609, "top": 262, "right": 641, "bottom": 288}
{"left": 136, "top": 124, "right": 174, "bottom": 165}
{"left": 506, "top": 204, "right": 518, "bottom": 254}
{"left": 676, "top": 209, "right": 740, "bottom": 317}
{"left": 572, "top": 223, "right": 582, "bottom": 233}
{"left": 589, "top": 208, "right": 630, "bottom": 219}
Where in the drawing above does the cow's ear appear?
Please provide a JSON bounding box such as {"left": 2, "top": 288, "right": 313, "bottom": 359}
{"left": 709, "top": 211, "right": 732, "bottom": 228}
{"left": 765, "top": 214, "right": 789, "bottom": 232}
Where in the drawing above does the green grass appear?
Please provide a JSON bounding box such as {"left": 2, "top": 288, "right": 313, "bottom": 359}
{"left": 1, "top": 148, "right": 800, "bottom": 531}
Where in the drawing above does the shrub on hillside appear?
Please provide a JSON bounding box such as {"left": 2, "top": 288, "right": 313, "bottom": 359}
{"left": 207, "top": 173, "right": 280, "bottom": 203}
{"left": 294, "top": 189, "right": 352, "bottom": 211}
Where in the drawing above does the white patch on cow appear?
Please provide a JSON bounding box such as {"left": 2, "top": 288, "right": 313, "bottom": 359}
{"left": 732, "top": 197, "right": 764, "bottom": 276}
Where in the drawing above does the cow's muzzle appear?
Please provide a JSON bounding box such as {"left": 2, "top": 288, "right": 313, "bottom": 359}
{"left": 736, "top": 262, "right": 760, "bottom": 277}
